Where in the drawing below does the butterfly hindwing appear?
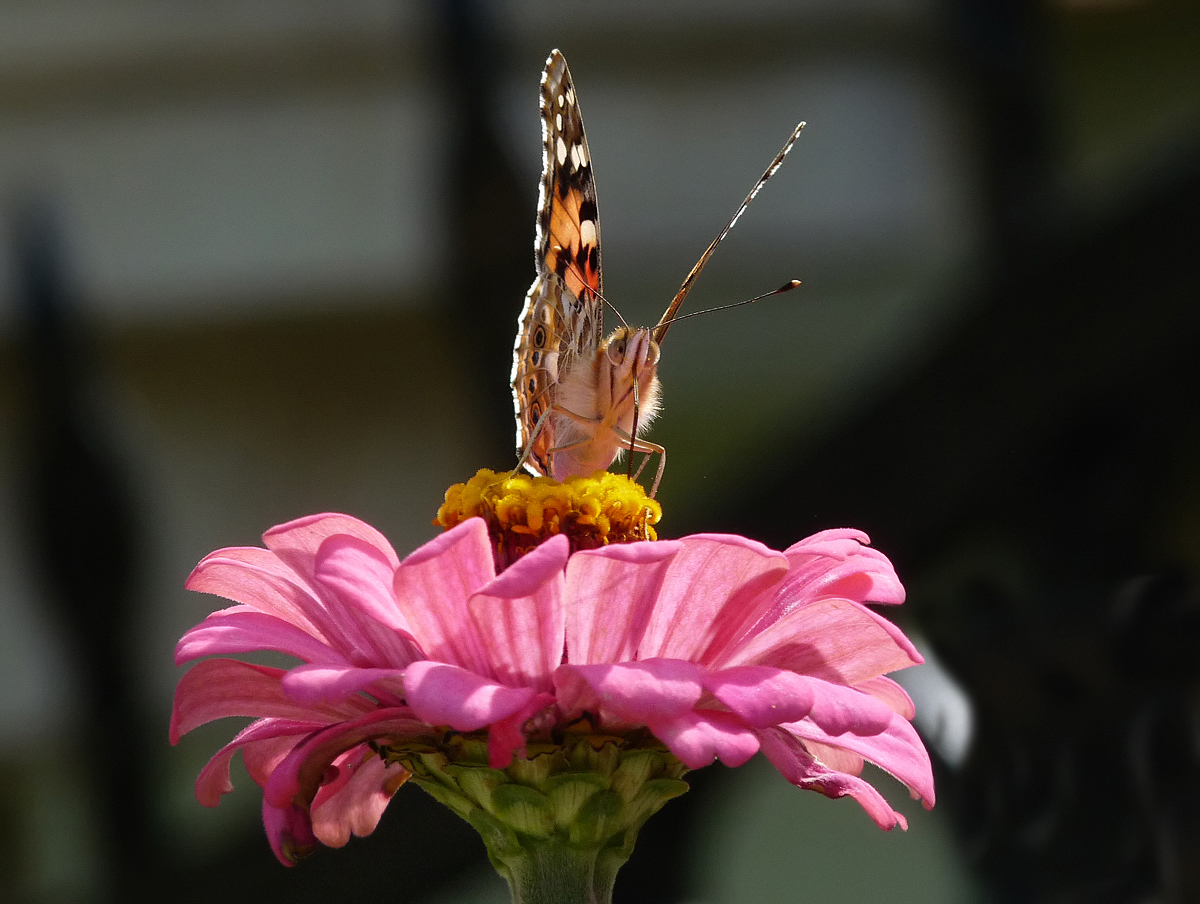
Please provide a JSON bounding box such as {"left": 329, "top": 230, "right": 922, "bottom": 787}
{"left": 512, "top": 49, "right": 604, "bottom": 476}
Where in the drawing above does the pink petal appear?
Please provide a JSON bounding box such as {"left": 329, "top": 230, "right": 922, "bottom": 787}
{"left": 783, "top": 530, "right": 904, "bottom": 605}
{"left": 487, "top": 692, "right": 556, "bottom": 768}
{"left": 638, "top": 534, "right": 788, "bottom": 665}
{"left": 263, "top": 708, "right": 428, "bottom": 812}
{"left": 801, "top": 738, "right": 865, "bottom": 775}
{"left": 195, "top": 718, "right": 323, "bottom": 806}
{"left": 758, "top": 727, "right": 907, "bottom": 830}
{"left": 313, "top": 535, "right": 420, "bottom": 668}
{"left": 393, "top": 519, "right": 494, "bottom": 674}
{"left": 468, "top": 534, "right": 568, "bottom": 691}
{"left": 311, "top": 749, "right": 408, "bottom": 848}
{"left": 804, "top": 679, "right": 895, "bottom": 737}
{"left": 718, "top": 597, "right": 921, "bottom": 685}
{"left": 243, "top": 732, "right": 308, "bottom": 788}
{"left": 175, "top": 611, "right": 348, "bottom": 666}
{"left": 264, "top": 800, "right": 319, "bottom": 866}
{"left": 403, "top": 660, "right": 535, "bottom": 731}
{"left": 186, "top": 549, "right": 330, "bottom": 643}
{"left": 281, "top": 664, "right": 407, "bottom": 705}
{"left": 263, "top": 512, "right": 401, "bottom": 579}
{"left": 702, "top": 666, "right": 815, "bottom": 728}
{"left": 742, "top": 531, "right": 906, "bottom": 640}
{"left": 170, "top": 659, "right": 375, "bottom": 743}
{"left": 564, "top": 540, "right": 682, "bottom": 665}
{"left": 554, "top": 659, "right": 703, "bottom": 724}
{"left": 855, "top": 675, "right": 916, "bottom": 719}
{"left": 782, "top": 710, "right": 935, "bottom": 807}
{"left": 651, "top": 710, "right": 760, "bottom": 769}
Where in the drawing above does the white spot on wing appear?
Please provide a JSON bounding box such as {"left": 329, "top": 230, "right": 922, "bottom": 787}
{"left": 557, "top": 93, "right": 564, "bottom": 107}
{"left": 556, "top": 137, "right": 567, "bottom": 165}
{"left": 555, "top": 113, "right": 563, "bottom": 131}
{"left": 580, "top": 219, "right": 597, "bottom": 246}
{"left": 570, "top": 144, "right": 581, "bottom": 171}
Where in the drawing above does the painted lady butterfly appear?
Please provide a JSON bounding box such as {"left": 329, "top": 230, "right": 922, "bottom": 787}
{"left": 511, "top": 49, "right": 804, "bottom": 496}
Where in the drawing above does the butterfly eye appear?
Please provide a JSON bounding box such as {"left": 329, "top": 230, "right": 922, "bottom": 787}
{"left": 606, "top": 339, "right": 626, "bottom": 365}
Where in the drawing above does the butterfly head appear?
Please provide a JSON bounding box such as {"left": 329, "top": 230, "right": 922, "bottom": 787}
{"left": 604, "top": 326, "right": 660, "bottom": 379}
{"left": 600, "top": 326, "right": 662, "bottom": 438}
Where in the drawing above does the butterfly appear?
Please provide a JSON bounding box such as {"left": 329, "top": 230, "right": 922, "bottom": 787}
{"left": 511, "top": 49, "right": 804, "bottom": 496}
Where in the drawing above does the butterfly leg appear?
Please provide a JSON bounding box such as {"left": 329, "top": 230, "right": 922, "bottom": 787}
{"left": 545, "top": 408, "right": 605, "bottom": 457}
{"left": 551, "top": 405, "right": 602, "bottom": 428}
{"left": 613, "top": 428, "right": 666, "bottom": 497}
{"left": 512, "top": 404, "right": 557, "bottom": 477}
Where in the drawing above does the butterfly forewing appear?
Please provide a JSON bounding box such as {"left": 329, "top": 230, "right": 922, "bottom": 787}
{"left": 511, "top": 50, "right": 605, "bottom": 477}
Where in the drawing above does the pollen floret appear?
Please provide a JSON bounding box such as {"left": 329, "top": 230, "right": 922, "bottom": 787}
{"left": 436, "top": 468, "right": 660, "bottom": 568}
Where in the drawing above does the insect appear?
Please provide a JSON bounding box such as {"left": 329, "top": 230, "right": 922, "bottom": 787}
{"left": 511, "top": 49, "right": 804, "bottom": 496}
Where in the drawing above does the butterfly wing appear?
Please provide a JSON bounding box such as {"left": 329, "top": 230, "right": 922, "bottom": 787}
{"left": 511, "top": 49, "right": 604, "bottom": 476}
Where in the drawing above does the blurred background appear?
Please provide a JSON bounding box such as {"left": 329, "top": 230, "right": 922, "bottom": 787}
{"left": 0, "top": 0, "right": 1197, "bottom": 902}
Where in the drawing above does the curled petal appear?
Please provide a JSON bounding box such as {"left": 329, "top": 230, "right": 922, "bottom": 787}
{"left": 652, "top": 710, "right": 760, "bottom": 769}
{"left": 403, "top": 661, "right": 535, "bottom": 732}
{"left": 264, "top": 799, "right": 319, "bottom": 867}
{"left": 554, "top": 659, "right": 703, "bottom": 724}
{"left": 758, "top": 728, "right": 907, "bottom": 831}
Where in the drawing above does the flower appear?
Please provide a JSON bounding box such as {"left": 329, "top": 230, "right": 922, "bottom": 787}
{"left": 171, "top": 475, "right": 933, "bottom": 872}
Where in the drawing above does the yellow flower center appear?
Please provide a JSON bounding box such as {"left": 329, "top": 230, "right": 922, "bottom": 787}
{"left": 436, "top": 469, "right": 661, "bottom": 568}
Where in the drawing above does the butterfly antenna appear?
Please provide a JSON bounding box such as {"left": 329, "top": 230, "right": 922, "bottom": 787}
{"left": 654, "top": 121, "right": 805, "bottom": 345}
{"left": 562, "top": 258, "right": 631, "bottom": 332}
{"left": 654, "top": 279, "right": 802, "bottom": 332}
{"left": 602, "top": 293, "right": 630, "bottom": 331}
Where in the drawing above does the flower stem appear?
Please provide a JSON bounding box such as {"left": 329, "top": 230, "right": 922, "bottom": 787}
{"left": 492, "top": 840, "right": 623, "bottom": 904}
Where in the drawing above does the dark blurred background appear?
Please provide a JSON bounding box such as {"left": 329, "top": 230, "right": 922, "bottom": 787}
{"left": 0, "top": 1, "right": 1197, "bottom": 902}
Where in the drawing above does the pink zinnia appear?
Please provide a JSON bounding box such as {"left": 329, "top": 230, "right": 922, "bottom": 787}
{"left": 171, "top": 474, "right": 933, "bottom": 871}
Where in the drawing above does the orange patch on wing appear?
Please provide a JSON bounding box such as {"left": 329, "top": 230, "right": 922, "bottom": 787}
{"left": 546, "top": 190, "right": 599, "bottom": 298}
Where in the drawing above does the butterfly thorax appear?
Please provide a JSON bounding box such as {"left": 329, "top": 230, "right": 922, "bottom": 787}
{"left": 552, "top": 326, "right": 662, "bottom": 478}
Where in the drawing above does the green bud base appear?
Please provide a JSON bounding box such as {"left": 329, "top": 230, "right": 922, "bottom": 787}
{"left": 384, "top": 733, "right": 689, "bottom": 904}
